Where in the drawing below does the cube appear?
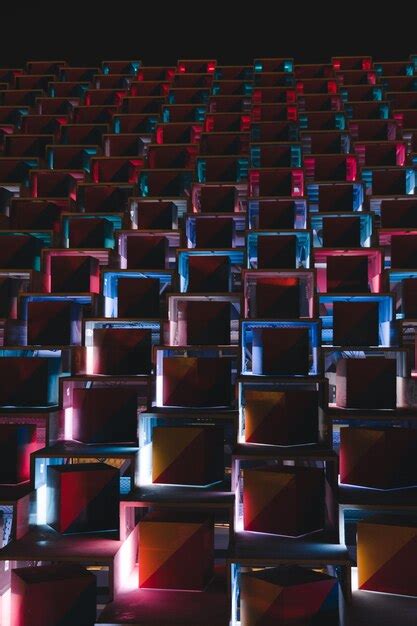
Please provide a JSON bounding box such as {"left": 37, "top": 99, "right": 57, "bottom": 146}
{"left": 50, "top": 256, "right": 99, "bottom": 293}
{"left": 137, "top": 201, "right": 175, "bottom": 229}
{"left": 177, "top": 300, "right": 231, "bottom": 344}
{"left": 391, "top": 235, "right": 417, "bottom": 269}
{"left": 241, "top": 566, "right": 338, "bottom": 626}
{"left": 93, "top": 328, "right": 152, "bottom": 375}
{"left": 255, "top": 277, "right": 300, "bottom": 318}
{"left": 11, "top": 564, "right": 96, "bottom": 626}
{"left": 252, "top": 327, "right": 310, "bottom": 375}
{"left": 244, "top": 389, "right": 319, "bottom": 446}
{"left": 358, "top": 515, "right": 417, "bottom": 596}
{"left": 333, "top": 301, "right": 379, "bottom": 346}
{"left": 138, "top": 512, "right": 214, "bottom": 590}
{"left": 188, "top": 255, "right": 231, "bottom": 292}
{"left": 402, "top": 278, "right": 417, "bottom": 318}
{"left": 322, "top": 216, "right": 361, "bottom": 247}
{"left": 195, "top": 217, "right": 234, "bottom": 248}
{"left": 243, "top": 466, "right": 325, "bottom": 536}
{"left": 199, "top": 185, "right": 236, "bottom": 212}
{"left": 117, "top": 277, "right": 160, "bottom": 318}
{"left": 0, "top": 424, "right": 37, "bottom": 484}
{"left": 47, "top": 463, "right": 119, "bottom": 534}
{"left": 258, "top": 200, "right": 295, "bottom": 229}
{"left": 27, "top": 300, "right": 82, "bottom": 345}
{"left": 319, "top": 184, "right": 353, "bottom": 212}
{"left": 0, "top": 357, "right": 52, "bottom": 407}
{"left": 162, "top": 356, "right": 232, "bottom": 407}
{"left": 0, "top": 234, "right": 41, "bottom": 269}
{"left": 126, "top": 235, "right": 168, "bottom": 269}
{"left": 257, "top": 235, "right": 297, "bottom": 269}
{"left": 69, "top": 217, "right": 114, "bottom": 248}
{"left": 335, "top": 357, "right": 396, "bottom": 409}
{"left": 326, "top": 256, "right": 369, "bottom": 293}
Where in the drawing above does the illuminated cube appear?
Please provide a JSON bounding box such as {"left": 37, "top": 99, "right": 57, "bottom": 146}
{"left": 162, "top": 356, "right": 232, "bottom": 407}
{"left": 0, "top": 234, "right": 41, "bottom": 269}
{"left": 126, "top": 235, "right": 168, "bottom": 269}
{"left": 391, "top": 235, "right": 417, "bottom": 269}
{"left": 177, "top": 300, "right": 231, "bottom": 345}
{"left": 255, "top": 277, "right": 300, "bottom": 318}
{"left": 50, "top": 255, "right": 99, "bottom": 293}
{"left": 68, "top": 217, "right": 114, "bottom": 248}
{"left": 0, "top": 357, "right": 52, "bottom": 407}
{"left": 0, "top": 424, "right": 37, "bottom": 484}
{"left": 322, "top": 216, "right": 361, "bottom": 247}
{"left": 333, "top": 301, "right": 379, "bottom": 346}
{"left": 93, "top": 328, "right": 152, "bottom": 375}
{"left": 117, "top": 277, "right": 160, "bottom": 318}
{"left": 138, "top": 512, "right": 214, "bottom": 589}
{"left": 27, "top": 300, "right": 82, "bottom": 346}
{"left": 195, "top": 216, "right": 234, "bottom": 248}
{"left": 252, "top": 327, "right": 310, "bottom": 375}
{"left": 257, "top": 235, "right": 297, "bottom": 269}
{"left": 188, "top": 255, "right": 231, "bottom": 292}
{"left": 326, "top": 256, "right": 369, "bottom": 293}
{"left": 335, "top": 357, "right": 396, "bottom": 409}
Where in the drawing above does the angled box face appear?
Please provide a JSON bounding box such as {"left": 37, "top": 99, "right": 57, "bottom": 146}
{"left": 11, "top": 564, "right": 96, "bottom": 626}
{"left": 333, "top": 300, "right": 379, "bottom": 346}
{"left": 72, "top": 387, "right": 138, "bottom": 444}
{"left": 340, "top": 428, "right": 417, "bottom": 489}
{"left": 240, "top": 566, "right": 338, "bottom": 626}
{"left": 318, "top": 184, "right": 354, "bottom": 212}
{"left": 257, "top": 235, "right": 297, "bottom": 269}
{"left": 117, "top": 277, "right": 160, "bottom": 318}
{"left": 0, "top": 357, "right": 51, "bottom": 407}
{"left": 244, "top": 389, "right": 319, "bottom": 446}
{"left": 0, "top": 234, "right": 41, "bottom": 270}
{"left": 326, "top": 256, "right": 369, "bottom": 293}
{"left": 195, "top": 216, "right": 234, "bottom": 248}
{"left": 162, "top": 356, "right": 232, "bottom": 407}
{"left": 335, "top": 357, "right": 397, "bottom": 409}
{"left": 0, "top": 424, "right": 37, "bottom": 484}
{"left": 27, "top": 300, "right": 79, "bottom": 345}
{"left": 322, "top": 216, "right": 361, "bottom": 247}
{"left": 152, "top": 425, "right": 224, "bottom": 485}
{"left": 255, "top": 277, "right": 300, "bottom": 318}
{"left": 188, "top": 255, "right": 231, "bottom": 293}
{"left": 402, "top": 278, "right": 417, "bottom": 318}
{"left": 9, "top": 198, "right": 67, "bottom": 231}
{"left": 258, "top": 199, "right": 296, "bottom": 229}
{"left": 177, "top": 300, "right": 231, "bottom": 345}
{"left": 50, "top": 255, "right": 99, "bottom": 293}
{"left": 391, "top": 235, "right": 417, "bottom": 269}
{"left": 126, "top": 234, "right": 168, "bottom": 269}
{"left": 252, "top": 327, "right": 310, "bottom": 375}
{"left": 136, "top": 201, "right": 175, "bottom": 229}
{"left": 380, "top": 199, "right": 417, "bottom": 229}
{"left": 138, "top": 513, "right": 214, "bottom": 590}
{"left": 68, "top": 217, "right": 113, "bottom": 248}
{"left": 93, "top": 328, "right": 152, "bottom": 375}
{"left": 358, "top": 516, "right": 417, "bottom": 596}
{"left": 47, "top": 462, "right": 119, "bottom": 534}
{"left": 243, "top": 466, "right": 325, "bottom": 536}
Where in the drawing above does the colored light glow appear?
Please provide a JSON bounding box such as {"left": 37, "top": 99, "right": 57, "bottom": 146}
{"left": 64, "top": 407, "right": 73, "bottom": 440}
{"left": 37, "top": 482, "right": 47, "bottom": 525}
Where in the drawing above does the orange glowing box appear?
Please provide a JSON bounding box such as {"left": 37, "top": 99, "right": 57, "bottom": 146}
{"left": 152, "top": 425, "right": 224, "bottom": 485}
{"left": 240, "top": 565, "right": 339, "bottom": 626}
{"left": 11, "top": 564, "right": 96, "bottom": 626}
{"left": 340, "top": 427, "right": 417, "bottom": 489}
{"left": 358, "top": 515, "right": 417, "bottom": 596}
{"left": 138, "top": 512, "right": 214, "bottom": 590}
{"left": 243, "top": 466, "right": 325, "bottom": 536}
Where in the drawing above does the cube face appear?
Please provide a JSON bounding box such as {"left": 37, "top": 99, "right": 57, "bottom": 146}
{"left": 333, "top": 301, "right": 379, "bottom": 346}
{"left": 138, "top": 514, "right": 214, "bottom": 590}
{"left": 358, "top": 516, "right": 417, "bottom": 596}
{"left": 177, "top": 300, "right": 231, "bottom": 345}
{"left": 391, "top": 235, "right": 417, "bottom": 269}
{"left": 47, "top": 463, "right": 119, "bottom": 534}
{"left": 257, "top": 235, "right": 297, "bottom": 269}
{"left": 0, "top": 277, "right": 18, "bottom": 317}
{"left": 72, "top": 387, "right": 138, "bottom": 444}
{"left": 27, "top": 301, "right": 78, "bottom": 346}
{"left": 162, "top": 357, "right": 232, "bottom": 407}
{"left": 117, "top": 277, "right": 160, "bottom": 318}
{"left": 195, "top": 217, "right": 234, "bottom": 248}
{"left": 0, "top": 424, "right": 37, "bottom": 483}
{"left": 402, "top": 278, "right": 417, "bottom": 318}
{"left": 50, "top": 256, "right": 99, "bottom": 293}
{"left": 255, "top": 277, "right": 300, "bottom": 318}
{"left": 126, "top": 235, "right": 168, "bottom": 269}
{"left": 0, "top": 358, "right": 50, "bottom": 407}
{"left": 199, "top": 186, "right": 236, "bottom": 213}
{"left": 188, "top": 256, "right": 231, "bottom": 292}
{"left": 252, "top": 327, "right": 310, "bottom": 375}
{"left": 152, "top": 425, "right": 224, "bottom": 485}
{"left": 244, "top": 389, "right": 319, "bottom": 446}
{"left": 93, "top": 328, "right": 152, "bottom": 375}
{"left": 326, "top": 256, "right": 369, "bottom": 293}
{"left": 69, "top": 218, "right": 113, "bottom": 248}
{"left": 318, "top": 185, "right": 353, "bottom": 212}
{"left": 240, "top": 566, "right": 338, "bottom": 626}
{"left": 335, "top": 357, "right": 397, "bottom": 409}
{"left": 0, "top": 235, "right": 41, "bottom": 269}
{"left": 243, "top": 467, "right": 325, "bottom": 536}
{"left": 258, "top": 200, "right": 295, "bottom": 229}
{"left": 137, "top": 201, "right": 174, "bottom": 229}
{"left": 11, "top": 564, "right": 97, "bottom": 626}
{"left": 340, "top": 428, "right": 417, "bottom": 489}
{"left": 322, "top": 217, "right": 361, "bottom": 247}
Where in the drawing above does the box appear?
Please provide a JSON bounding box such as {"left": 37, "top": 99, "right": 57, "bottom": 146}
{"left": 243, "top": 466, "right": 325, "bottom": 536}
{"left": 72, "top": 387, "right": 138, "bottom": 444}
{"left": 93, "top": 328, "right": 152, "bottom": 375}
{"left": 47, "top": 462, "right": 119, "bottom": 534}
{"left": 335, "top": 357, "right": 396, "bottom": 409}
{"left": 117, "top": 277, "right": 160, "bottom": 318}
{"left": 358, "top": 515, "right": 417, "bottom": 596}
{"left": 244, "top": 389, "right": 319, "bottom": 446}
{"left": 333, "top": 300, "right": 379, "bottom": 346}
{"left": 255, "top": 277, "right": 300, "bottom": 318}
{"left": 0, "top": 357, "right": 51, "bottom": 406}
{"left": 199, "top": 185, "right": 236, "bottom": 212}
{"left": 152, "top": 425, "right": 224, "bottom": 485}
{"left": 322, "top": 216, "right": 361, "bottom": 247}
{"left": 0, "top": 424, "right": 37, "bottom": 484}
{"left": 50, "top": 255, "right": 99, "bottom": 293}
{"left": 257, "top": 235, "right": 297, "bottom": 269}
{"left": 177, "top": 300, "right": 231, "bottom": 345}
{"left": 326, "top": 256, "right": 369, "bottom": 293}
{"left": 11, "top": 564, "right": 96, "bottom": 626}
{"left": 188, "top": 255, "right": 231, "bottom": 292}
{"left": 138, "top": 512, "right": 214, "bottom": 589}
{"left": 391, "top": 235, "right": 417, "bottom": 269}
{"left": 0, "top": 234, "right": 41, "bottom": 269}
{"left": 162, "top": 356, "right": 232, "bottom": 407}
{"left": 340, "top": 427, "right": 417, "bottom": 489}
{"left": 195, "top": 216, "right": 234, "bottom": 248}
{"left": 69, "top": 217, "right": 114, "bottom": 248}
{"left": 240, "top": 566, "right": 338, "bottom": 626}
{"left": 402, "top": 278, "right": 417, "bottom": 318}
{"left": 252, "top": 327, "right": 310, "bottom": 375}
{"left": 27, "top": 300, "right": 81, "bottom": 346}
{"left": 126, "top": 234, "right": 168, "bottom": 269}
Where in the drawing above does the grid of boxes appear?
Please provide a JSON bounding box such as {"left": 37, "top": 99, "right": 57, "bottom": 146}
{"left": 0, "top": 55, "right": 416, "bottom": 625}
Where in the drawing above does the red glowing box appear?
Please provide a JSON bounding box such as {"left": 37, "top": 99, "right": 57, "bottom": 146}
{"left": 0, "top": 424, "right": 37, "bottom": 484}
{"left": 11, "top": 564, "right": 96, "bottom": 626}
{"left": 335, "top": 357, "right": 397, "bottom": 409}
{"left": 358, "top": 515, "right": 417, "bottom": 596}
{"left": 240, "top": 566, "right": 338, "bottom": 626}
{"left": 303, "top": 154, "right": 357, "bottom": 182}
{"left": 152, "top": 425, "right": 224, "bottom": 485}
{"left": 72, "top": 387, "right": 138, "bottom": 444}
{"left": 176, "top": 300, "right": 231, "bottom": 345}
{"left": 340, "top": 427, "right": 417, "bottom": 489}
{"left": 50, "top": 255, "right": 99, "bottom": 293}
{"left": 255, "top": 277, "right": 300, "bottom": 318}
{"left": 27, "top": 300, "right": 82, "bottom": 346}
{"left": 257, "top": 235, "right": 297, "bottom": 269}
{"left": 195, "top": 216, "right": 234, "bottom": 248}
{"left": 126, "top": 235, "right": 168, "bottom": 270}
{"left": 138, "top": 512, "right": 214, "bottom": 590}
{"left": 188, "top": 255, "right": 231, "bottom": 292}
{"left": 249, "top": 168, "right": 304, "bottom": 197}
{"left": 68, "top": 217, "right": 114, "bottom": 248}
{"left": 243, "top": 466, "right": 325, "bottom": 536}
{"left": 162, "top": 356, "right": 232, "bottom": 407}
{"left": 0, "top": 357, "right": 51, "bottom": 406}
{"left": 333, "top": 301, "right": 379, "bottom": 346}
{"left": 93, "top": 328, "right": 152, "bottom": 375}
{"left": 9, "top": 198, "right": 69, "bottom": 231}
{"left": 0, "top": 234, "right": 41, "bottom": 269}
{"left": 117, "top": 277, "right": 160, "bottom": 318}
{"left": 322, "top": 216, "right": 361, "bottom": 247}
{"left": 402, "top": 279, "right": 417, "bottom": 318}
{"left": 136, "top": 200, "right": 176, "bottom": 230}
{"left": 326, "top": 256, "right": 369, "bottom": 293}
{"left": 244, "top": 388, "right": 319, "bottom": 446}
{"left": 30, "top": 170, "right": 83, "bottom": 199}
{"left": 47, "top": 462, "right": 119, "bottom": 534}
{"left": 391, "top": 234, "right": 417, "bottom": 269}
{"left": 252, "top": 327, "right": 310, "bottom": 376}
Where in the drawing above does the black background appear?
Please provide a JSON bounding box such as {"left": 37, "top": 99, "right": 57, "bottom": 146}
{"left": 1, "top": 1, "right": 416, "bottom": 67}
